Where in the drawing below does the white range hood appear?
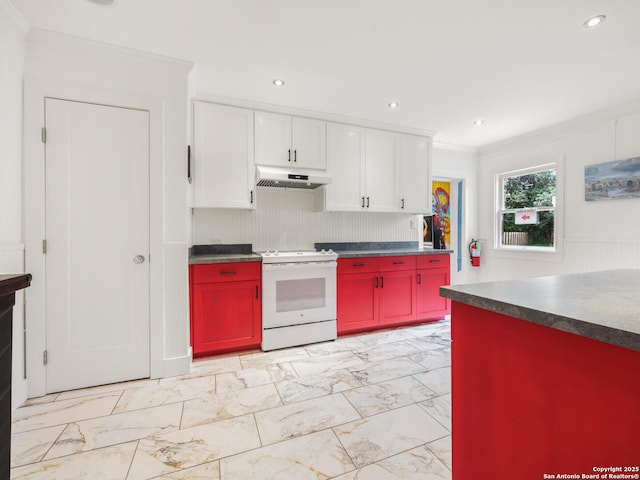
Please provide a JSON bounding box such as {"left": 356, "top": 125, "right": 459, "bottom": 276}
{"left": 256, "top": 166, "right": 331, "bottom": 190}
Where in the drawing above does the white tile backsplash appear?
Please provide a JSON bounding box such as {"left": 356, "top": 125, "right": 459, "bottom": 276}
{"left": 192, "top": 187, "right": 419, "bottom": 250}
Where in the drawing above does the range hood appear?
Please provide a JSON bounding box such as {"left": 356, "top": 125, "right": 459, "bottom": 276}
{"left": 256, "top": 166, "right": 332, "bottom": 190}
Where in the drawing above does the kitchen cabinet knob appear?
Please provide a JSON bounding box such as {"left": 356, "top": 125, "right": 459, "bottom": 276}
{"left": 133, "top": 255, "right": 145, "bottom": 264}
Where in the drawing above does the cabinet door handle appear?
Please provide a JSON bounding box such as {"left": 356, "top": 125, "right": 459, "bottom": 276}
{"left": 401, "top": 198, "right": 404, "bottom": 209}
{"left": 294, "top": 149, "right": 297, "bottom": 162}
{"left": 361, "top": 197, "right": 365, "bottom": 208}
{"left": 380, "top": 276, "right": 384, "bottom": 288}
{"left": 220, "top": 270, "right": 237, "bottom": 275}
{"left": 187, "top": 145, "right": 192, "bottom": 184}
{"left": 256, "top": 285, "right": 259, "bottom": 299}
{"left": 366, "top": 196, "right": 370, "bottom": 208}
{"left": 375, "top": 276, "right": 379, "bottom": 288}
{"left": 288, "top": 149, "right": 291, "bottom": 162}
{"left": 250, "top": 190, "right": 254, "bottom": 204}
{"left": 417, "top": 273, "right": 422, "bottom": 285}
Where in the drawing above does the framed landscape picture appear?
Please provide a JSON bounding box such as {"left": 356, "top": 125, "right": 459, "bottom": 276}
{"left": 585, "top": 157, "right": 640, "bottom": 201}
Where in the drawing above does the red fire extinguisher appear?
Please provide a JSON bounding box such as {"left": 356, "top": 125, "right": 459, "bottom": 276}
{"left": 469, "top": 239, "right": 481, "bottom": 267}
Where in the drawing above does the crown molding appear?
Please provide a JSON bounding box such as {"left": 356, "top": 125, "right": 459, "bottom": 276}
{"left": 0, "top": 0, "right": 29, "bottom": 43}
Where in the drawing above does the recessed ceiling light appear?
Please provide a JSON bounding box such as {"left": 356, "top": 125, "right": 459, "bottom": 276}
{"left": 388, "top": 102, "right": 399, "bottom": 109}
{"left": 583, "top": 15, "right": 606, "bottom": 28}
{"left": 272, "top": 79, "right": 285, "bottom": 87}
{"left": 473, "top": 119, "right": 485, "bottom": 126}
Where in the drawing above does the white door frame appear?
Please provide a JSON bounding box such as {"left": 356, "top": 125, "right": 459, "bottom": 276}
{"left": 24, "top": 80, "right": 164, "bottom": 398}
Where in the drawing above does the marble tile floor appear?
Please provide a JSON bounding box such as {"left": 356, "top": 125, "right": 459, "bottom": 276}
{"left": 11, "top": 319, "right": 452, "bottom": 480}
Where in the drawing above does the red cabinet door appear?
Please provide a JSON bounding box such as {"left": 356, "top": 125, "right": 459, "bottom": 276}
{"left": 337, "top": 271, "right": 379, "bottom": 334}
{"left": 416, "top": 267, "right": 450, "bottom": 319}
{"left": 191, "top": 279, "right": 261, "bottom": 356}
{"left": 379, "top": 269, "right": 417, "bottom": 326}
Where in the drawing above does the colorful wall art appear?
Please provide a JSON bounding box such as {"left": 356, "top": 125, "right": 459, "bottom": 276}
{"left": 432, "top": 181, "right": 450, "bottom": 249}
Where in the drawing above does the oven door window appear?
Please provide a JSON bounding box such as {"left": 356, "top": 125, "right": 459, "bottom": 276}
{"left": 276, "top": 278, "right": 325, "bottom": 312}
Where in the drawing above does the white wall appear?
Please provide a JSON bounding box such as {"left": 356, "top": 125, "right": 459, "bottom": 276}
{"left": 22, "top": 29, "right": 193, "bottom": 398}
{"left": 477, "top": 103, "right": 640, "bottom": 282}
{"left": 432, "top": 145, "right": 480, "bottom": 286}
{"left": 0, "top": 0, "right": 28, "bottom": 410}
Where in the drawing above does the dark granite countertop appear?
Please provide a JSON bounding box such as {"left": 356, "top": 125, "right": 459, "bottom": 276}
{"left": 440, "top": 269, "right": 640, "bottom": 352}
{"left": 315, "top": 241, "right": 452, "bottom": 259}
{"left": 0, "top": 274, "right": 32, "bottom": 296}
{"left": 189, "top": 244, "right": 261, "bottom": 264}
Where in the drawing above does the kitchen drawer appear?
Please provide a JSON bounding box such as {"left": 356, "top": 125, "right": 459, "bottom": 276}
{"left": 191, "top": 261, "right": 261, "bottom": 284}
{"left": 416, "top": 254, "right": 449, "bottom": 269}
{"left": 338, "top": 257, "right": 380, "bottom": 274}
{"left": 378, "top": 255, "right": 416, "bottom": 271}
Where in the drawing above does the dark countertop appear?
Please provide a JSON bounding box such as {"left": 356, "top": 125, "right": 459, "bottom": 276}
{"left": 440, "top": 269, "right": 640, "bottom": 352}
{"left": 189, "top": 244, "right": 261, "bottom": 264}
{"left": 190, "top": 242, "right": 452, "bottom": 264}
{"left": 0, "top": 274, "right": 32, "bottom": 296}
{"left": 315, "top": 241, "right": 452, "bottom": 259}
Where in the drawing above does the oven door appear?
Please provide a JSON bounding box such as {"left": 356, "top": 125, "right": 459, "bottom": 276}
{"left": 262, "top": 261, "right": 337, "bottom": 329}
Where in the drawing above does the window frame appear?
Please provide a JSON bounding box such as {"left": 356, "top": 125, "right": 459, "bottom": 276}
{"left": 495, "top": 161, "right": 563, "bottom": 254}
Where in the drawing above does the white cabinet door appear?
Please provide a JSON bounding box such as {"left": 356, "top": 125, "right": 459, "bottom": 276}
{"left": 255, "top": 112, "right": 326, "bottom": 169}
{"left": 399, "top": 134, "right": 432, "bottom": 213}
{"left": 254, "top": 111, "right": 292, "bottom": 167}
{"left": 193, "top": 102, "right": 255, "bottom": 209}
{"left": 364, "top": 129, "right": 399, "bottom": 212}
{"left": 325, "top": 123, "right": 365, "bottom": 211}
{"left": 291, "top": 117, "right": 326, "bottom": 169}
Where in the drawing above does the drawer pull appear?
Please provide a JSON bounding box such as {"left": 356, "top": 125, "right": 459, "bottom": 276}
{"left": 429, "top": 259, "right": 441, "bottom": 263}
{"left": 353, "top": 263, "right": 366, "bottom": 267}
{"left": 220, "top": 270, "right": 237, "bottom": 275}
{"left": 393, "top": 261, "right": 405, "bottom": 265}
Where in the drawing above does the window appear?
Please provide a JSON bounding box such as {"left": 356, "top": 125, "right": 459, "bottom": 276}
{"left": 497, "top": 164, "right": 557, "bottom": 251}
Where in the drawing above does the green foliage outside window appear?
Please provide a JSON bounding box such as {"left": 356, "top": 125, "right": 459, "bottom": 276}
{"left": 501, "top": 169, "right": 556, "bottom": 248}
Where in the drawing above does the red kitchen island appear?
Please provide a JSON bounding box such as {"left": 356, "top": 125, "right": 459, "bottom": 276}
{"left": 440, "top": 270, "right": 640, "bottom": 480}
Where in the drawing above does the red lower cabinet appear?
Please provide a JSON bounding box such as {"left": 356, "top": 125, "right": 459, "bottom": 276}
{"left": 337, "top": 254, "right": 449, "bottom": 335}
{"left": 190, "top": 262, "right": 261, "bottom": 356}
{"left": 417, "top": 267, "right": 450, "bottom": 319}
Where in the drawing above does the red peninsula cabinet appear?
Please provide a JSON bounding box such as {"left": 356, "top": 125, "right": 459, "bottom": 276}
{"left": 189, "top": 262, "right": 261, "bottom": 356}
{"left": 337, "top": 254, "right": 449, "bottom": 335}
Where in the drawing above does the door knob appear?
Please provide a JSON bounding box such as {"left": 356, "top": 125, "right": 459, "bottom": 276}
{"left": 133, "top": 255, "right": 146, "bottom": 264}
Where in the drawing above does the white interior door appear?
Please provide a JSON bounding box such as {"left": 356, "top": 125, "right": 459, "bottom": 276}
{"left": 44, "top": 98, "right": 150, "bottom": 393}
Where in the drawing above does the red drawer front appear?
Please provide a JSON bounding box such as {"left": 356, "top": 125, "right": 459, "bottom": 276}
{"left": 338, "top": 257, "right": 380, "bottom": 274}
{"left": 191, "top": 261, "right": 261, "bottom": 284}
{"left": 416, "top": 254, "right": 449, "bottom": 269}
{"left": 378, "top": 255, "right": 416, "bottom": 271}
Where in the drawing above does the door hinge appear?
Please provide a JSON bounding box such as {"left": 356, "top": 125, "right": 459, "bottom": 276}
{"left": 43, "top": 350, "right": 48, "bottom": 365}
{"left": 41, "top": 127, "right": 47, "bottom": 143}
{"left": 42, "top": 239, "right": 47, "bottom": 254}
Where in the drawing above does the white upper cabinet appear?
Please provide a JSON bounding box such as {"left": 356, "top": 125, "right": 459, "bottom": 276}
{"left": 255, "top": 111, "right": 326, "bottom": 169}
{"left": 364, "top": 129, "right": 399, "bottom": 212}
{"left": 399, "top": 134, "right": 432, "bottom": 213}
{"left": 324, "top": 123, "right": 366, "bottom": 211}
{"left": 192, "top": 101, "right": 255, "bottom": 209}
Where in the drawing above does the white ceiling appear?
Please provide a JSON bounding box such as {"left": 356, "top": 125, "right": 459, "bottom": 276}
{"left": 9, "top": 0, "right": 640, "bottom": 147}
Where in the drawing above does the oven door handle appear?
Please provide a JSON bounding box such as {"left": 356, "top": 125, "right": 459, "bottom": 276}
{"left": 262, "top": 261, "right": 337, "bottom": 271}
